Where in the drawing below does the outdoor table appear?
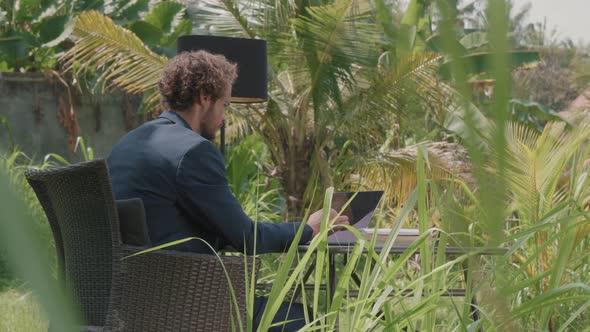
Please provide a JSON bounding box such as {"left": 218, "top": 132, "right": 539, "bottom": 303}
{"left": 292, "top": 243, "right": 507, "bottom": 330}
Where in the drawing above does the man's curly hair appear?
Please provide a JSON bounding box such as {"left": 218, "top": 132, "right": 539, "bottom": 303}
{"left": 158, "top": 51, "right": 237, "bottom": 112}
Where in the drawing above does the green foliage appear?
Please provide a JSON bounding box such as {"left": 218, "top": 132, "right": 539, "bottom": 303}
{"left": 508, "top": 98, "right": 563, "bottom": 132}
{"left": 0, "top": 289, "right": 47, "bottom": 331}
{"left": 61, "top": 10, "right": 168, "bottom": 110}
{"left": 44, "top": 136, "right": 95, "bottom": 165}
{"left": 432, "top": 1, "right": 541, "bottom": 81}
{"left": 0, "top": 136, "right": 94, "bottom": 288}
{"left": 225, "top": 135, "right": 283, "bottom": 223}
{"left": 0, "top": 156, "right": 80, "bottom": 331}
{"left": 0, "top": 0, "right": 76, "bottom": 71}
{"left": 512, "top": 46, "right": 588, "bottom": 112}
{"left": 106, "top": 0, "right": 149, "bottom": 24}
{"left": 439, "top": 50, "right": 540, "bottom": 80}
{"left": 126, "top": 1, "right": 192, "bottom": 57}
{"left": 435, "top": 1, "right": 590, "bottom": 329}
{"left": 0, "top": 0, "right": 190, "bottom": 72}
{"left": 61, "top": 0, "right": 458, "bottom": 216}
{"left": 0, "top": 149, "right": 55, "bottom": 287}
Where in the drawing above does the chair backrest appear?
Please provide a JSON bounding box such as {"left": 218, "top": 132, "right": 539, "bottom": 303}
{"left": 25, "top": 159, "right": 121, "bottom": 326}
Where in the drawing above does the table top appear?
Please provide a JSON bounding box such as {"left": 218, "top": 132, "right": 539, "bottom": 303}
{"left": 298, "top": 243, "right": 508, "bottom": 255}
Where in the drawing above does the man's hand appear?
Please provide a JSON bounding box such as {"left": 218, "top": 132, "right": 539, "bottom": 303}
{"left": 306, "top": 208, "right": 350, "bottom": 238}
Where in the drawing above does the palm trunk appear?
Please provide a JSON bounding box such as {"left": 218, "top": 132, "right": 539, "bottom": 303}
{"left": 280, "top": 135, "right": 315, "bottom": 220}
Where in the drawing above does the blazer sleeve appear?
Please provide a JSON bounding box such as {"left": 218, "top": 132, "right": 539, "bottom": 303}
{"left": 175, "top": 140, "right": 313, "bottom": 254}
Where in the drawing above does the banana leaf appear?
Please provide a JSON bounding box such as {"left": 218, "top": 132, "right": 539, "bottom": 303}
{"left": 440, "top": 50, "right": 540, "bottom": 80}
{"left": 509, "top": 98, "right": 564, "bottom": 132}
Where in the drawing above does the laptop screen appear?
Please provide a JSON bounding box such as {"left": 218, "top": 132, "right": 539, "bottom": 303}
{"left": 326, "top": 191, "right": 384, "bottom": 245}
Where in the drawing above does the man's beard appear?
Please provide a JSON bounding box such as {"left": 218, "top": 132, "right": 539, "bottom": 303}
{"left": 200, "top": 119, "right": 222, "bottom": 140}
{"left": 199, "top": 103, "right": 220, "bottom": 140}
{"left": 200, "top": 125, "right": 217, "bottom": 140}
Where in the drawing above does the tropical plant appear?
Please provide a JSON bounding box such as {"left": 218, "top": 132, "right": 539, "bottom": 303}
{"left": 0, "top": 162, "right": 80, "bottom": 332}
{"left": 0, "top": 149, "right": 55, "bottom": 285}
{"left": 61, "top": 10, "right": 168, "bottom": 112}
{"left": 225, "top": 135, "right": 283, "bottom": 223}
{"left": 44, "top": 136, "right": 95, "bottom": 165}
{"left": 507, "top": 98, "right": 563, "bottom": 132}
{"left": 435, "top": 1, "right": 590, "bottom": 330}
{"left": 0, "top": 0, "right": 76, "bottom": 71}
{"left": 434, "top": 120, "right": 590, "bottom": 330}
{"left": 62, "top": 0, "right": 458, "bottom": 217}
{"left": 459, "top": 0, "right": 537, "bottom": 46}
{"left": 0, "top": 135, "right": 96, "bottom": 286}
{"left": 124, "top": 1, "right": 193, "bottom": 57}
{"left": 0, "top": 0, "right": 189, "bottom": 72}
{"left": 503, "top": 121, "right": 590, "bottom": 245}
{"left": 513, "top": 46, "right": 587, "bottom": 112}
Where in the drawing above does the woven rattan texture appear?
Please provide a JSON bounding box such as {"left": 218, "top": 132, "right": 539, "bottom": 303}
{"left": 25, "top": 160, "right": 121, "bottom": 327}
{"left": 105, "top": 248, "right": 248, "bottom": 332}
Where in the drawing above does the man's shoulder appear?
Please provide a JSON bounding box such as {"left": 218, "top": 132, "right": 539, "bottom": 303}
{"left": 180, "top": 137, "right": 223, "bottom": 168}
{"left": 141, "top": 118, "right": 223, "bottom": 168}
{"left": 109, "top": 117, "right": 211, "bottom": 165}
{"left": 131, "top": 117, "right": 208, "bottom": 148}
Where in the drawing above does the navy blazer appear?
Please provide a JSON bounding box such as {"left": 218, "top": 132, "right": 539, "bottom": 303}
{"left": 107, "top": 111, "right": 312, "bottom": 254}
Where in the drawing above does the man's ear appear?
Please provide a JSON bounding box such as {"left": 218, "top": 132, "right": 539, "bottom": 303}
{"left": 198, "top": 93, "right": 211, "bottom": 106}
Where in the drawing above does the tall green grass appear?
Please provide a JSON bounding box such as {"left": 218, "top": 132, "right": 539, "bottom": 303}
{"left": 254, "top": 124, "right": 589, "bottom": 331}
{"left": 0, "top": 158, "right": 80, "bottom": 331}
{"left": 0, "top": 149, "right": 55, "bottom": 286}
{"left": 245, "top": 1, "right": 590, "bottom": 330}
{"left": 0, "top": 289, "right": 47, "bottom": 332}
{"left": 432, "top": 1, "right": 590, "bottom": 330}
{"left": 0, "top": 139, "right": 94, "bottom": 331}
{"left": 0, "top": 137, "right": 93, "bottom": 285}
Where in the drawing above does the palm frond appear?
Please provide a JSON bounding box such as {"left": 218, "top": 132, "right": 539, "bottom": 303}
{"left": 293, "top": 0, "right": 377, "bottom": 65}
{"left": 502, "top": 120, "right": 590, "bottom": 223}
{"left": 368, "top": 52, "right": 448, "bottom": 124}
{"left": 224, "top": 105, "right": 259, "bottom": 144}
{"left": 291, "top": 0, "right": 380, "bottom": 114}
{"left": 442, "top": 95, "right": 491, "bottom": 141}
{"left": 144, "top": 1, "right": 186, "bottom": 34}
{"left": 339, "top": 142, "right": 467, "bottom": 206}
{"left": 188, "top": 0, "right": 263, "bottom": 38}
{"left": 329, "top": 52, "right": 451, "bottom": 149}
{"left": 61, "top": 10, "right": 168, "bottom": 96}
{"left": 379, "top": 52, "right": 447, "bottom": 106}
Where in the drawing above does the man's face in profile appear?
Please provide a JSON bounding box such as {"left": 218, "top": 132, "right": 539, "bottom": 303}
{"left": 199, "top": 84, "right": 232, "bottom": 140}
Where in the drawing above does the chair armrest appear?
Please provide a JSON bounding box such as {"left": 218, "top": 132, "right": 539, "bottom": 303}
{"left": 106, "top": 245, "right": 255, "bottom": 332}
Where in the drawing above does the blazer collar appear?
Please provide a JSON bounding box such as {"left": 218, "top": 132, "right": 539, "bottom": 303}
{"left": 159, "top": 111, "right": 192, "bottom": 130}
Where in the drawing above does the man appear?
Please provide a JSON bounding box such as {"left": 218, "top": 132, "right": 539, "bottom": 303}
{"left": 107, "top": 51, "right": 348, "bottom": 331}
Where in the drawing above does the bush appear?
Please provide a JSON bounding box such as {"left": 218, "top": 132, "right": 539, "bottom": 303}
{"left": 0, "top": 149, "right": 56, "bottom": 287}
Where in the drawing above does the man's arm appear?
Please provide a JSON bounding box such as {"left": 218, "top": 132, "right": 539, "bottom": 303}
{"left": 176, "top": 140, "right": 313, "bottom": 255}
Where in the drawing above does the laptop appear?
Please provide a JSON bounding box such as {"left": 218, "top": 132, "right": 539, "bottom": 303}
{"left": 326, "top": 191, "right": 384, "bottom": 245}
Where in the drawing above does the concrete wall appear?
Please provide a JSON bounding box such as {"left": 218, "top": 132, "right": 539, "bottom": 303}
{"left": 0, "top": 72, "right": 148, "bottom": 161}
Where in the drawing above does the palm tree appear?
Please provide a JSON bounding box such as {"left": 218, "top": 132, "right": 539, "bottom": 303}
{"left": 477, "top": 119, "right": 590, "bottom": 330}
{"left": 62, "top": 0, "right": 454, "bottom": 217}
{"left": 190, "top": 0, "right": 456, "bottom": 216}
{"left": 466, "top": 0, "right": 540, "bottom": 47}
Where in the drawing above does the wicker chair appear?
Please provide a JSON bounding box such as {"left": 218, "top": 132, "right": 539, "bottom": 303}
{"left": 25, "top": 159, "right": 248, "bottom": 331}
